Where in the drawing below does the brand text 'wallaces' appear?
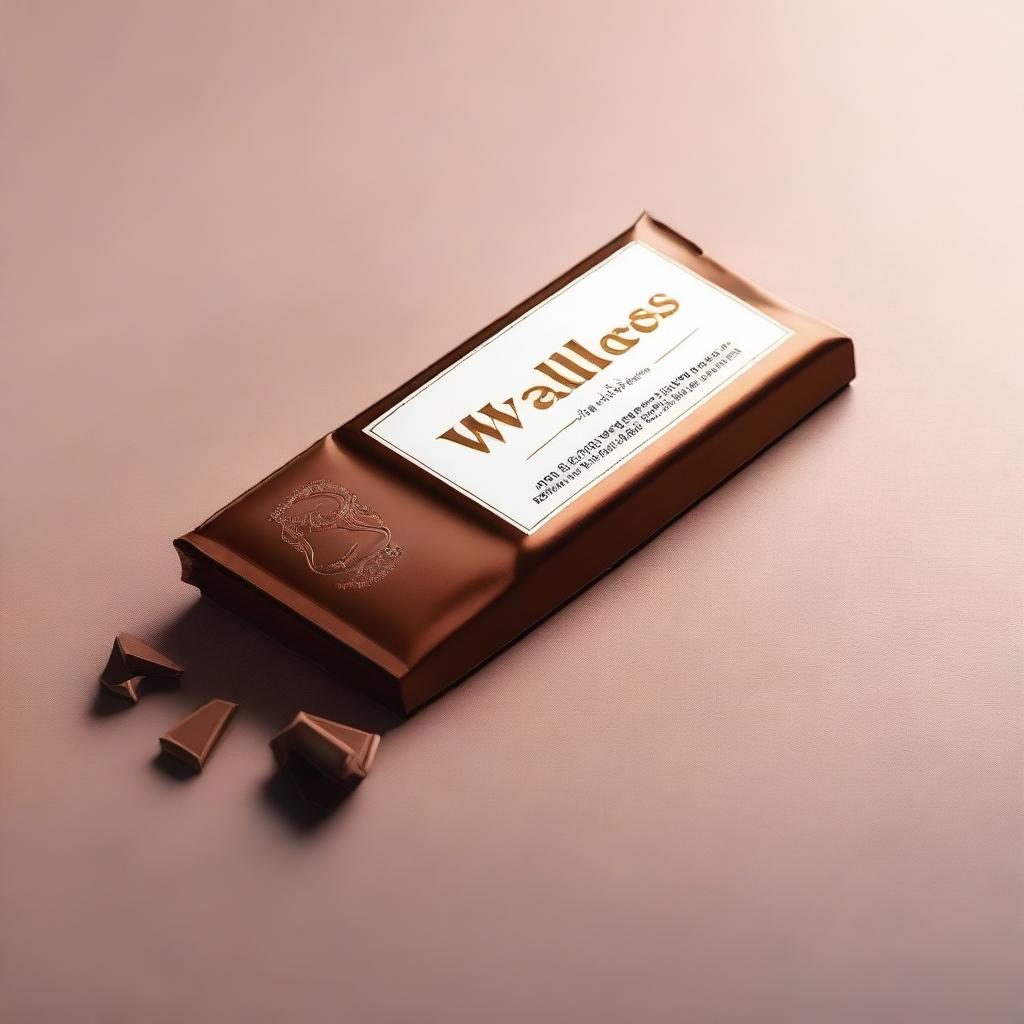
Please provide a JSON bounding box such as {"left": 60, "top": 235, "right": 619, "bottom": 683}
{"left": 437, "top": 293, "right": 680, "bottom": 455}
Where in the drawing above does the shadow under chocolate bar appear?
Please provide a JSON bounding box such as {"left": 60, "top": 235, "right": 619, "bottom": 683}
{"left": 174, "top": 213, "right": 855, "bottom": 715}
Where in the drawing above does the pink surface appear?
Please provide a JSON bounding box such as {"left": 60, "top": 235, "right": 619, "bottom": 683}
{"left": 1, "top": 3, "right": 1021, "bottom": 1021}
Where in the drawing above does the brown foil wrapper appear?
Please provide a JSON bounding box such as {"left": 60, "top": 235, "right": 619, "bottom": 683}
{"left": 174, "top": 215, "right": 855, "bottom": 715}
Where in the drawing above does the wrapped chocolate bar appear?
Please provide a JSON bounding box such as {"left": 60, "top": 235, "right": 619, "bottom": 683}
{"left": 175, "top": 214, "right": 854, "bottom": 714}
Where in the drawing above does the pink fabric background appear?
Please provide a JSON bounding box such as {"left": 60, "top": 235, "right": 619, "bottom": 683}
{"left": 1, "top": 3, "right": 1021, "bottom": 1021}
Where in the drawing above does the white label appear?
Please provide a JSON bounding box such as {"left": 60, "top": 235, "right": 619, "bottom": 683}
{"left": 365, "top": 241, "right": 792, "bottom": 534}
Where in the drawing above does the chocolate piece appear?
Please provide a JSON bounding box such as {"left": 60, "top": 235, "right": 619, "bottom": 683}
{"left": 159, "top": 700, "right": 238, "bottom": 771}
{"left": 175, "top": 213, "right": 855, "bottom": 714}
{"left": 100, "top": 632, "right": 183, "bottom": 703}
{"left": 270, "top": 712, "right": 380, "bottom": 809}
{"left": 103, "top": 677, "right": 147, "bottom": 703}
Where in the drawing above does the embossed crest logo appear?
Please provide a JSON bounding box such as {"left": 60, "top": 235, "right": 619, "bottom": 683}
{"left": 269, "top": 480, "right": 402, "bottom": 590}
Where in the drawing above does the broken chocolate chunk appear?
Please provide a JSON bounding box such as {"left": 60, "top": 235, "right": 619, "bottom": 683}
{"left": 159, "top": 699, "right": 238, "bottom": 771}
{"left": 102, "top": 675, "right": 147, "bottom": 704}
{"left": 269, "top": 712, "right": 380, "bottom": 809}
{"left": 100, "top": 633, "right": 183, "bottom": 703}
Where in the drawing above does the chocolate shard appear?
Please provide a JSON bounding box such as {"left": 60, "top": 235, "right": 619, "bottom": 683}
{"left": 116, "top": 633, "right": 183, "bottom": 678}
{"left": 103, "top": 675, "right": 147, "bottom": 703}
{"left": 269, "top": 712, "right": 380, "bottom": 810}
{"left": 159, "top": 700, "right": 238, "bottom": 771}
{"left": 100, "top": 633, "right": 184, "bottom": 703}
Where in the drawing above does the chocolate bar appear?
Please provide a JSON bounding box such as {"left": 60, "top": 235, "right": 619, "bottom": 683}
{"left": 175, "top": 214, "right": 854, "bottom": 714}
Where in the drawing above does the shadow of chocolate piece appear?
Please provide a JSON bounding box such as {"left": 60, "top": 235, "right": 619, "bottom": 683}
{"left": 159, "top": 699, "right": 238, "bottom": 772}
{"left": 259, "top": 771, "right": 339, "bottom": 833}
{"left": 269, "top": 712, "right": 379, "bottom": 812}
{"left": 92, "top": 684, "right": 136, "bottom": 717}
{"left": 152, "top": 749, "right": 203, "bottom": 782}
{"left": 148, "top": 601, "right": 401, "bottom": 737}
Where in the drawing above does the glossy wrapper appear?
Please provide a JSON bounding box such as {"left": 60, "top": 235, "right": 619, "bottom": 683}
{"left": 174, "top": 215, "right": 855, "bottom": 714}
